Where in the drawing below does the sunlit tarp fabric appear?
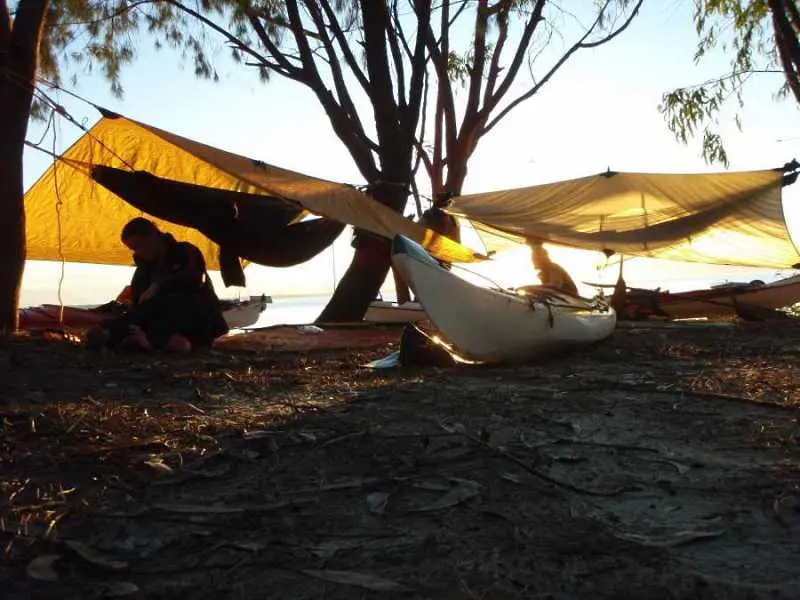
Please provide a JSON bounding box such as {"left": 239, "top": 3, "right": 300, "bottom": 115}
{"left": 25, "top": 111, "right": 480, "bottom": 274}
{"left": 447, "top": 168, "right": 800, "bottom": 269}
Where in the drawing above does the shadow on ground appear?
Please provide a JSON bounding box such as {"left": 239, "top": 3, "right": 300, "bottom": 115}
{"left": 1, "top": 322, "right": 799, "bottom": 599}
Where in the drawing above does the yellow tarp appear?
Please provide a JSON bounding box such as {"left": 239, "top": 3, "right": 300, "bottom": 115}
{"left": 25, "top": 113, "right": 480, "bottom": 270}
{"left": 448, "top": 169, "right": 800, "bottom": 269}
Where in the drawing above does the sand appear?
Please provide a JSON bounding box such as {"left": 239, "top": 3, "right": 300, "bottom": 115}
{"left": 1, "top": 321, "right": 799, "bottom": 599}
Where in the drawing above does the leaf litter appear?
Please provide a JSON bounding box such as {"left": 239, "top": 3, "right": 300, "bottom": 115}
{"left": 300, "top": 569, "right": 411, "bottom": 592}
{"left": 3, "top": 324, "right": 800, "bottom": 598}
{"left": 26, "top": 554, "right": 61, "bottom": 582}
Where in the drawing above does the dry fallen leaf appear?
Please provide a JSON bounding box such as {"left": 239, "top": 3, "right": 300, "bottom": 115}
{"left": 143, "top": 458, "right": 173, "bottom": 474}
{"left": 301, "top": 569, "right": 410, "bottom": 592}
{"left": 242, "top": 430, "right": 272, "bottom": 440}
{"left": 99, "top": 581, "right": 140, "bottom": 597}
{"left": 64, "top": 540, "right": 128, "bottom": 570}
{"left": 27, "top": 554, "right": 61, "bottom": 582}
{"left": 612, "top": 528, "right": 727, "bottom": 548}
{"left": 410, "top": 478, "right": 481, "bottom": 512}
{"left": 366, "top": 491, "right": 390, "bottom": 514}
{"left": 229, "top": 541, "right": 266, "bottom": 552}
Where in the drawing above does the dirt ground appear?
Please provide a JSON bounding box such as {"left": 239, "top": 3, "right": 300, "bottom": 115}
{"left": 1, "top": 321, "right": 800, "bottom": 600}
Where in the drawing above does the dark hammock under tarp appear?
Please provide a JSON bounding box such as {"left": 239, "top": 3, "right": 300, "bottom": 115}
{"left": 91, "top": 166, "right": 346, "bottom": 286}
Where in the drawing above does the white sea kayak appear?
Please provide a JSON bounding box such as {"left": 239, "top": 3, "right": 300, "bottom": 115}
{"left": 390, "top": 235, "right": 617, "bottom": 363}
{"left": 220, "top": 295, "right": 272, "bottom": 329}
{"left": 364, "top": 300, "right": 426, "bottom": 324}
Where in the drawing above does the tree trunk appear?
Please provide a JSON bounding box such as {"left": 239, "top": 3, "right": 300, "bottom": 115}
{"left": 0, "top": 101, "right": 27, "bottom": 334}
{"left": 316, "top": 183, "right": 407, "bottom": 323}
{"left": 0, "top": 0, "right": 49, "bottom": 335}
{"left": 315, "top": 243, "right": 393, "bottom": 323}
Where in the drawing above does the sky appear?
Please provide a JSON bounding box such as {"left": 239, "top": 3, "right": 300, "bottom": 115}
{"left": 19, "top": 0, "right": 800, "bottom": 308}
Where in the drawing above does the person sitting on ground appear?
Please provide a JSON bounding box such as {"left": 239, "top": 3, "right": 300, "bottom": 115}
{"left": 86, "top": 218, "right": 229, "bottom": 352}
{"left": 528, "top": 239, "right": 579, "bottom": 296}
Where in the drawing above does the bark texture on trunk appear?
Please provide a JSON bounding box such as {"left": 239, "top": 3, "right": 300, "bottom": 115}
{"left": 770, "top": 0, "right": 800, "bottom": 104}
{"left": 0, "top": 129, "right": 27, "bottom": 335}
{"left": 316, "top": 183, "right": 407, "bottom": 323}
{"left": 0, "top": 0, "right": 49, "bottom": 334}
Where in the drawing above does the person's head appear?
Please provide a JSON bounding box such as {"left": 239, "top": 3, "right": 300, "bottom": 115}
{"left": 121, "top": 217, "right": 163, "bottom": 261}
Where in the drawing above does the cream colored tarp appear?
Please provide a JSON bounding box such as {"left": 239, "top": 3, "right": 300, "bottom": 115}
{"left": 448, "top": 169, "right": 800, "bottom": 269}
{"left": 25, "top": 113, "right": 480, "bottom": 270}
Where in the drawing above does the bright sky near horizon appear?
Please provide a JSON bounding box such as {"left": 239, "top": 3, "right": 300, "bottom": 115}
{"left": 19, "top": 0, "right": 800, "bottom": 307}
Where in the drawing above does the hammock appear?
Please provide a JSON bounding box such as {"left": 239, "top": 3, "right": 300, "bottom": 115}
{"left": 91, "top": 166, "right": 345, "bottom": 286}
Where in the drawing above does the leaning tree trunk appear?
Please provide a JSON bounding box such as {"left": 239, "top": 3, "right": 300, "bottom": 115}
{"left": 316, "top": 183, "right": 408, "bottom": 323}
{"left": 0, "top": 0, "right": 49, "bottom": 335}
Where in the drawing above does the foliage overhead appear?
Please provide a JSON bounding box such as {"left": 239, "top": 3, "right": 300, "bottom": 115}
{"left": 661, "top": 0, "right": 800, "bottom": 167}
{"left": 27, "top": 0, "right": 643, "bottom": 196}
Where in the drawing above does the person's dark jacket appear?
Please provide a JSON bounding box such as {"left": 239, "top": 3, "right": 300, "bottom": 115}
{"left": 104, "top": 233, "right": 229, "bottom": 348}
{"left": 130, "top": 233, "right": 213, "bottom": 304}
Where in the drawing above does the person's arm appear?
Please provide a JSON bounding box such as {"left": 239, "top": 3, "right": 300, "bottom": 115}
{"left": 129, "top": 263, "right": 148, "bottom": 305}
{"left": 155, "top": 243, "right": 207, "bottom": 295}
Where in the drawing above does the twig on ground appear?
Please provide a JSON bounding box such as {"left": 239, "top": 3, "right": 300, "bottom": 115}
{"left": 580, "top": 383, "right": 794, "bottom": 411}
{"left": 319, "top": 431, "right": 367, "bottom": 447}
{"left": 437, "top": 423, "right": 633, "bottom": 498}
{"left": 542, "top": 439, "right": 662, "bottom": 454}
{"left": 182, "top": 402, "right": 206, "bottom": 415}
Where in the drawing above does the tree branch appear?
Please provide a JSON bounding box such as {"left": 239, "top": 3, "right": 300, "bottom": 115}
{"left": 483, "top": 0, "right": 546, "bottom": 115}
{"left": 485, "top": 0, "right": 644, "bottom": 134}
{"left": 672, "top": 68, "right": 783, "bottom": 92}
{"left": 580, "top": 0, "right": 644, "bottom": 49}
{"left": 426, "top": 3, "right": 458, "bottom": 172}
{"left": 463, "top": 0, "right": 489, "bottom": 127}
{"left": 166, "top": 1, "right": 292, "bottom": 78}
{"left": 483, "top": 3, "right": 510, "bottom": 106}
{"left": 785, "top": 0, "right": 800, "bottom": 31}
{"left": 246, "top": 4, "right": 323, "bottom": 41}
{"left": 360, "top": 0, "right": 404, "bottom": 175}
{"left": 392, "top": 0, "right": 414, "bottom": 61}
{"left": 402, "top": 0, "right": 431, "bottom": 144}
{"left": 46, "top": 0, "right": 154, "bottom": 28}
{"left": 302, "top": 1, "right": 367, "bottom": 133}
{"left": 447, "top": 0, "right": 471, "bottom": 30}
{"left": 317, "top": 0, "right": 371, "bottom": 92}
{"left": 414, "top": 70, "right": 433, "bottom": 181}
{"left": 428, "top": 0, "right": 447, "bottom": 194}
{"left": 245, "top": 14, "right": 302, "bottom": 77}
{"left": 385, "top": 2, "right": 407, "bottom": 109}
{"left": 285, "top": 0, "right": 379, "bottom": 180}
{"left": 285, "top": 0, "right": 335, "bottom": 93}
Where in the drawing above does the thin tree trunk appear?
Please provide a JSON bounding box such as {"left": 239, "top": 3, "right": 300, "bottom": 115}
{"left": 0, "top": 101, "right": 27, "bottom": 334}
{"left": 0, "top": 0, "right": 49, "bottom": 334}
{"left": 315, "top": 243, "right": 393, "bottom": 323}
{"left": 316, "top": 183, "right": 408, "bottom": 322}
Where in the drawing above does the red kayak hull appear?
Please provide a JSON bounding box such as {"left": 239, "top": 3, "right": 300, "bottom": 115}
{"left": 18, "top": 305, "right": 118, "bottom": 330}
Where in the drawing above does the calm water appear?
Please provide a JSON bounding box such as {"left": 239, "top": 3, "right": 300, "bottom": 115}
{"left": 22, "top": 266, "right": 794, "bottom": 328}
{"left": 254, "top": 295, "right": 329, "bottom": 327}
